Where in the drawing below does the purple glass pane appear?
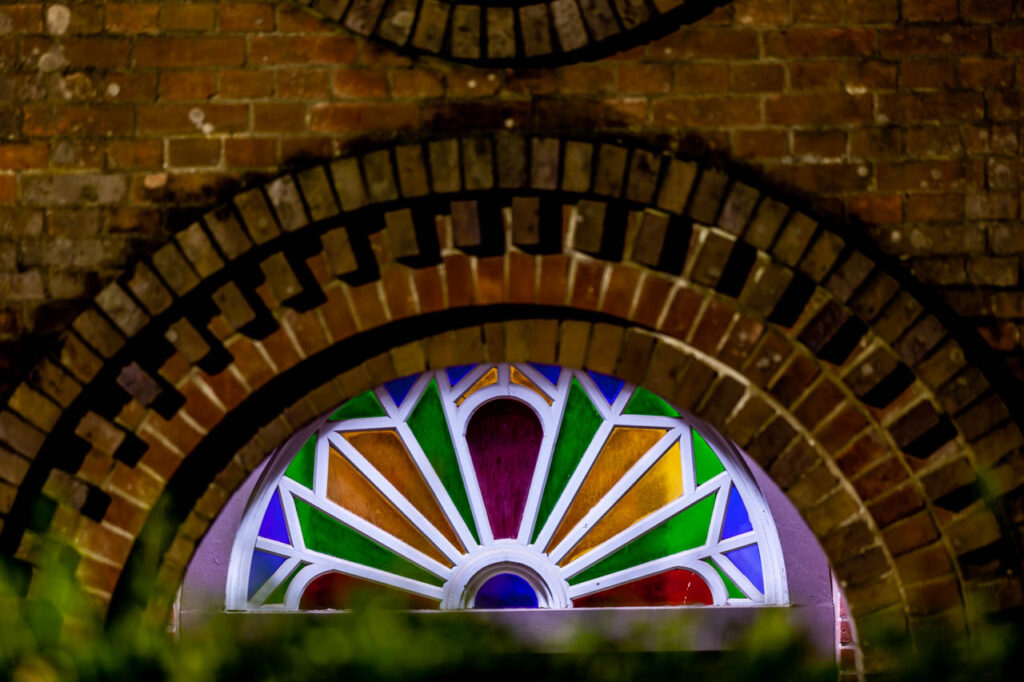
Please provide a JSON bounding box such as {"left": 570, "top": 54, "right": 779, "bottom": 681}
{"left": 248, "top": 550, "right": 286, "bottom": 599}
{"left": 384, "top": 374, "right": 419, "bottom": 407}
{"left": 474, "top": 573, "right": 538, "bottom": 609}
{"left": 529, "top": 363, "right": 561, "bottom": 385}
{"left": 725, "top": 543, "right": 764, "bottom": 593}
{"left": 446, "top": 364, "right": 476, "bottom": 386}
{"left": 466, "top": 399, "right": 543, "bottom": 539}
{"left": 587, "top": 370, "right": 625, "bottom": 404}
{"left": 721, "top": 485, "right": 753, "bottom": 541}
{"left": 258, "top": 489, "right": 290, "bottom": 544}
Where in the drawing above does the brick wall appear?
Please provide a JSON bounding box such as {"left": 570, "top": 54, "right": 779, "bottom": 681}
{"left": 1, "top": 0, "right": 1024, "bottom": 666}
{"left": 3, "top": 1, "right": 1024, "bottom": 392}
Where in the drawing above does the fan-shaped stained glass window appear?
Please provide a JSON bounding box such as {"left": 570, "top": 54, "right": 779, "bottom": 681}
{"left": 226, "top": 364, "right": 788, "bottom": 611}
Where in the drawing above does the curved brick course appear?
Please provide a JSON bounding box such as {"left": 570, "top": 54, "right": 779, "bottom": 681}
{"left": 1, "top": 134, "right": 1022, "bottom": 669}
{"left": 289, "top": 0, "right": 730, "bottom": 66}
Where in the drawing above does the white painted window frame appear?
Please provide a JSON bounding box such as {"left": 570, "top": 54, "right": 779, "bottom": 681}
{"left": 226, "top": 364, "right": 789, "bottom": 612}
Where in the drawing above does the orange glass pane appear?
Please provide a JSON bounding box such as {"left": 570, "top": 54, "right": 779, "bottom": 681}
{"left": 546, "top": 427, "right": 667, "bottom": 552}
{"left": 559, "top": 441, "right": 683, "bottom": 566}
{"left": 510, "top": 366, "right": 553, "bottom": 405}
{"left": 343, "top": 430, "right": 464, "bottom": 552}
{"left": 455, "top": 367, "right": 498, "bottom": 406}
{"left": 326, "top": 446, "right": 453, "bottom": 567}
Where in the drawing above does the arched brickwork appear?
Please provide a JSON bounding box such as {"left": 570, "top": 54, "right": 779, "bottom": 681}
{"left": 1, "top": 133, "right": 1021, "bottom": 670}
{"left": 288, "top": 0, "right": 730, "bottom": 66}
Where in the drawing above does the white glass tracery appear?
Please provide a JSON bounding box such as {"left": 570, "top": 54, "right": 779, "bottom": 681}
{"left": 226, "top": 363, "right": 788, "bottom": 611}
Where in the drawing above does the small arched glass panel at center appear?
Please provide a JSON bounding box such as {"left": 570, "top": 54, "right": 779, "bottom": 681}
{"left": 226, "top": 364, "right": 788, "bottom": 612}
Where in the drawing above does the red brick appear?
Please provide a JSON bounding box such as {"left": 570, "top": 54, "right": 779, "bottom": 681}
{"left": 653, "top": 96, "right": 761, "bottom": 127}
{"left": 618, "top": 64, "right": 672, "bottom": 95}
{"left": 137, "top": 104, "right": 248, "bottom": 133}
{"left": 907, "top": 194, "right": 963, "bottom": 222}
{"left": 648, "top": 29, "right": 759, "bottom": 59}
{"left": 310, "top": 103, "right": 419, "bottom": 132}
{"left": 731, "top": 63, "right": 786, "bottom": 92}
{"left": 0, "top": 143, "right": 49, "bottom": 171}
{"left": 253, "top": 103, "right": 307, "bottom": 133}
{"left": 962, "top": 0, "right": 1013, "bottom": 22}
{"left": 849, "top": 194, "right": 903, "bottom": 224}
{"left": 733, "top": 130, "right": 789, "bottom": 158}
{"left": 0, "top": 176, "right": 16, "bottom": 204}
{"left": 765, "top": 28, "right": 874, "bottom": 58}
{"left": 333, "top": 70, "right": 390, "bottom": 99}
{"left": 105, "top": 3, "right": 160, "bottom": 33}
{"left": 160, "top": 71, "right": 217, "bottom": 101}
{"left": 108, "top": 140, "right": 163, "bottom": 169}
{"left": 672, "top": 64, "right": 730, "bottom": 93}
{"left": 225, "top": 138, "right": 276, "bottom": 167}
{"left": 135, "top": 37, "right": 246, "bottom": 67}
{"left": 276, "top": 69, "right": 332, "bottom": 98}
{"left": 168, "top": 139, "right": 221, "bottom": 167}
{"left": 391, "top": 69, "right": 445, "bottom": 98}
{"left": 0, "top": 3, "right": 43, "bottom": 33}
{"left": 766, "top": 94, "right": 873, "bottom": 125}
{"left": 59, "top": 37, "right": 133, "bottom": 68}
{"left": 22, "top": 106, "right": 134, "bottom": 137}
{"left": 219, "top": 2, "right": 275, "bottom": 31}
{"left": 902, "top": 0, "right": 957, "bottom": 21}
{"left": 879, "top": 28, "right": 989, "bottom": 56}
{"left": 250, "top": 35, "right": 358, "bottom": 65}
{"left": 220, "top": 70, "right": 274, "bottom": 98}
{"left": 159, "top": 3, "right": 216, "bottom": 31}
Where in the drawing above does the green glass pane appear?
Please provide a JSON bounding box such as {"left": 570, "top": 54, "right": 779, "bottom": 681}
{"left": 693, "top": 428, "right": 725, "bottom": 485}
{"left": 294, "top": 497, "right": 444, "bottom": 586}
{"left": 330, "top": 390, "right": 386, "bottom": 421}
{"left": 705, "top": 558, "right": 745, "bottom": 599}
{"left": 407, "top": 379, "right": 479, "bottom": 543}
{"left": 568, "top": 490, "right": 717, "bottom": 585}
{"left": 284, "top": 434, "right": 317, "bottom": 488}
{"left": 532, "top": 379, "right": 603, "bottom": 541}
{"left": 264, "top": 561, "right": 307, "bottom": 605}
{"left": 623, "top": 387, "right": 680, "bottom": 417}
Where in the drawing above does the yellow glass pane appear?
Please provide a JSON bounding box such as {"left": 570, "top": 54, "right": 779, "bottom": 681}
{"left": 511, "top": 366, "right": 553, "bottom": 405}
{"left": 326, "top": 446, "right": 453, "bottom": 567}
{"left": 559, "top": 441, "right": 683, "bottom": 566}
{"left": 546, "top": 427, "right": 667, "bottom": 552}
{"left": 455, "top": 367, "right": 498, "bottom": 406}
{"left": 343, "top": 430, "right": 465, "bottom": 553}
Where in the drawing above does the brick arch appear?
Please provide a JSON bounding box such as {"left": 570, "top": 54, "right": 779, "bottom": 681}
{"left": 289, "top": 0, "right": 731, "bottom": 67}
{"left": 1, "top": 133, "right": 1021, "bottom": 668}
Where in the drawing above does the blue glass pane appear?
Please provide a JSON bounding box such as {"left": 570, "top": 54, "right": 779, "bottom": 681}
{"left": 385, "top": 374, "right": 419, "bottom": 408}
{"left": 258, "top": 489, "right": 290, "bottom": 544}
{"left": 446, "top": 364, "right": 476, "bottom": 386}
{"left": 473, "top": 573, "right": 539, "bottom": 609}
{"left": 530, "top": 363, "right": 562, "bottom": 385}
{"left": 587, "top": 370, "right": 625, "bottom": 404}
{"left": 248, "top": 550, "right": 287, "bottom": 599}
{"left": 721, "top": 485, "right": 753, "bottom": 541}
{"left": 725, "top": 544, "right": 764, "bottom": 594}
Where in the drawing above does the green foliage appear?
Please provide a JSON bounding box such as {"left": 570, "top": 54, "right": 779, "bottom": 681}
{"left": 1, "top": 537, "right": 1022, "bottom": 681}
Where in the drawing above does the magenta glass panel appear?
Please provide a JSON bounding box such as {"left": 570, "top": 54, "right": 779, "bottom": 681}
{"left": 572, "top": 568, "right": 713, "bottom": 607}
{"left": 466, "top": 399, "right": 543, "bottom": 539}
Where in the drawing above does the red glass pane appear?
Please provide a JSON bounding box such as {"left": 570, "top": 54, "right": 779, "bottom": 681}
{"left": 572, "top": 569, "right": 713, "bottom": 607}
{"left": 299, "top": 572, "right": 438, "bottom": 610}
{"left": 466, "top": 399, "right": 543, "bottom": 539}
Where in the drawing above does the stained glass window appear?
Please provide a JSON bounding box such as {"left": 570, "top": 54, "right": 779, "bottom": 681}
{"left": 227, "top": 364, "right": 787, "bottom": 611}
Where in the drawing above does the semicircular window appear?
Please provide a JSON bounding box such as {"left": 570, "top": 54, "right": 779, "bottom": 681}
{"left": 227, "top": 363, "right": 787, "bottom": 611}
